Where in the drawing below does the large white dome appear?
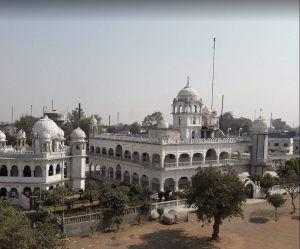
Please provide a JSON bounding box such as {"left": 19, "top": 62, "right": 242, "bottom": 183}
{"left": 71, "top": 127, "right": 86, "bottom": 141}
{"left": 177, "top": 83, "right": 200, "bottom": 101}
{"left": 251, "top": 116, "right": 268, "bottom": 133}
{"left": 32, "top": 115, "right": 60, "bottom": 138}
{"left": 0, "top": 130, "right": 6, "bottom": 141}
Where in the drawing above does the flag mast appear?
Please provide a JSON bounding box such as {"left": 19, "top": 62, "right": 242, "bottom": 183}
{"left": 211, "top": 37, "right": 216, "bottom": 111}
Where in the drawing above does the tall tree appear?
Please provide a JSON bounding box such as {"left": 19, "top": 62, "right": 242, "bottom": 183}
{"left": 276, "top": 159, "right": 300, "bottom": 214}
{"left": 186, "top": 167, "right": 246, "bottom": 240}
{"left": 142, "top": 112, "right": 163, "bottom": 128}
{"left": 272, "top": 118, "right": 291, "bottom": 131}
{"left": 129, "top": 122, "right": 142, "bottom": 134}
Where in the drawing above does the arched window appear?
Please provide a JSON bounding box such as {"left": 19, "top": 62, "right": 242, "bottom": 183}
{"left": 178, "top": 117, "right": 181, "bottom": 126}
{"left": 48, "top": 165, "right": 54, "bottom": 176}
{"left": 124, "top": 150, "right": 131, "bottom": 159}
{"left": 10, "top": 165, "right": 18, "bottom": 176}
{"left": 56, "top": 164, "right": 61, "bottom": 174}
{"left": 23, "top": 166, "right": 31, "bottom": 177}
{"left": 23, "top": 187, "right": 31, "bottom": 197}
{"left": 102, "top": 147, "right": 107, "bottom": 155}
{"left": 108, "top": 148, "right": 114, "bottom": 156}
{"left": 90, "top": 146, "right": 95, "bottom": 153}
{"left": 96, "top": 147, "right": 101, "bottom": 154}
{"left": 192, "top": 130, "right": 195, "bottom": 139}
{"left": 34, "top": 166, "right": 42, "bottom": 177}
{"left": 132, "top": 151, "right": 140, "bottom": 162}
{"left": 0, "top": 165, "right": 8, "bottom": 176}
{"left": 115, "top": 145, "right": 123, "bottom": 157}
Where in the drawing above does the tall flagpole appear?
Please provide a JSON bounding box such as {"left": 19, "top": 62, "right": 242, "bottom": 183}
{"left": 211, "top": 37, "right": 216, "bottom": 111}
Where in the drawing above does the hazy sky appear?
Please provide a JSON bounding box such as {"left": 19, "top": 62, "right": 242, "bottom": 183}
{"left": 0, "top": 1, "right": 298, "bottom": 127}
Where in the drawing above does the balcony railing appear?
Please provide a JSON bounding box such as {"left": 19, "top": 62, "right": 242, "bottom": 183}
{"left": 90, "top": 133, "right": 250, "bottom": 145}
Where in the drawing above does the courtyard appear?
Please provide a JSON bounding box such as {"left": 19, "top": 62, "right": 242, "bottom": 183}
{"left": 67, "top": 195, "right": 299, "bottom": 249}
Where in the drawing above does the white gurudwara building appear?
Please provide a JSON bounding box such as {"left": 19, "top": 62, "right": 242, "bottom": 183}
{"left": 0, "top": 115, "right": 87, "bottom": 198}
{"left": 88, "top": 81, "right": 270, "bottom": 192}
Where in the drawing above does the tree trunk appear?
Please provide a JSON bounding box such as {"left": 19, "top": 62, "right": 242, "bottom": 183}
{"left": 211, "top": 215, "right": 221, "bottom": 240}
{"left": 291, "top": 196, "right": 296, "bottom": 214}
{"left": 275, "top": 208, "right": 277, "bottom": 221}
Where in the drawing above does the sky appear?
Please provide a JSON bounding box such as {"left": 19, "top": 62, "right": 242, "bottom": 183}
{"left": 0, "top": 1, "right": 299, "bottom": 127}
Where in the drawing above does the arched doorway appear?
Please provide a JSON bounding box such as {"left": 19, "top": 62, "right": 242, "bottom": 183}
{"left": 23, "top": 187, "right": 32, "bottom": 197}
{"left": 115, "top": 165, "right": 122, "bottom": 182}
{"left": 151, "top": 178, "right": 160, "bottom": 192}
{"left": 0, "top": 188, "right": 7, "bottom": 197}
{"left": 141, "top": 175, "right": 149, "bottom": 188}
{"left": 178, "top": 177, "right": 190, "bottom": 190}
{"left": 164, "top": 178, "right": 175, "bottom": 191}
{"left": 123, "top": 171, "right": 130, "bottom": 184}
{"left": 132, "top": 173, "right": 139, "bottom": 185}
{"left": 23, "top": 166, "right": 31, "bottom": 177}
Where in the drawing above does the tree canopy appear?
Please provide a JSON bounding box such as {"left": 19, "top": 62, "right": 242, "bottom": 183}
{"left": 186, "top": 167, "right": 246, "bottom": 240}
{"left": 142, "top": 112, "right": 163, "bottom": 129}
{"left": 276, "top": 159, "right": 300, "bottom": 213}
{"left": 220, "top": 112, "right": 252, "bottom": 133}
{"left": 0, "top": 198, "right": 65, "bottom": 249}
{"left": 15, "top": 116, "right": 39, "bottom": 145}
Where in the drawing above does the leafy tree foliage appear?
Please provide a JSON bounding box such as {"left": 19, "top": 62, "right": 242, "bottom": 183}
{"left": 4, "top": 132, "right": 17, "bottom": 146}
{"left": 15, "top": 116, "right": 39, "bottom": 145}
{"left": 271, "top": 118, "right": 291, "bottom": 131}
{"left": 276, "top": 159, "right": 299, "bottom": 214}
{"left": 186, "top": 167, "right": 246, "bottom": 240}
{"left": 267, "top": 194, "right": 286, "bottom": 221}
{"left": 129, "top": 122, "right": 142, "bottom": 134}
{"left": 0, "top": 198, "right": 65, "bottom": 249}
{"left": 142, "top": 112, "right": 163, "bottom": 128}
{"left": 220, "top": 112, "right": 252, "bottom": 133}
{"left": 99, "top": 184, "right": 129, "bottom": 230}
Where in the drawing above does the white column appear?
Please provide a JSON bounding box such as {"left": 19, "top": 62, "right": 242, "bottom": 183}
{"left": 174, "top": 180, "right": 178, "bottom": 191}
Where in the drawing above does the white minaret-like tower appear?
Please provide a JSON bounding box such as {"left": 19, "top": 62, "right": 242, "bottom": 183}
{"left": 70, "top": 127, "right": 87, "bottom": 190}
{"left": 172, "top": 78, "right": 218, "bottom": 140}
{"left": 250, "top": 113, "right": 269, "bottom": 175}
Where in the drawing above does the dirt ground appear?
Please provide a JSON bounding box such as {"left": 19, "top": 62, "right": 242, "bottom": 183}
{"left": 67, "top": 196, "right": 300, "bottom": 249}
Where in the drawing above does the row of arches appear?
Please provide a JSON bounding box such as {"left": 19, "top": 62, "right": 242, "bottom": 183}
{"left": 0, "top": 165, "right": 42, "bottom": 177}
{"left": 91, "top": 164, "right": 190, "bottom": 192}
{"left": 90, "top": 145, "right": 234, "bottom": 167}
{"left": 173, "top": 103, "right": 202, "bottom": 114}
{"left": 0, "top": 163, "right": 68, "bottom": 177}
{"left": 0, "top": 184, "right": 62, "bottom": 198}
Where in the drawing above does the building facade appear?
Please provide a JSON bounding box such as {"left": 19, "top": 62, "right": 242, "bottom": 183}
{"left": 88, "top": 82, "right": 268, "bottom": 192}
{"left": 0, "top": 115, "right": 86, "bottom": 198}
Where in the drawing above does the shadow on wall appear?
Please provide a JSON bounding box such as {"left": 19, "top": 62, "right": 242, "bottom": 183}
{"left": 128, "top": 229, "right": 217, "bottom": 249}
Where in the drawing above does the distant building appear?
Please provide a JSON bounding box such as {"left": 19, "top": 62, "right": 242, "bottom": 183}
{"left": 88, "top": 81, "right": 270, "bottom": 192}
{"left": 44, "top": 110, "right": 65, "bottom": 125}
{"left": 293, "top": 136, "right": 300, "bottom": 155}
{"left": 268, "top": 131, "right": 296, "bottom": 156}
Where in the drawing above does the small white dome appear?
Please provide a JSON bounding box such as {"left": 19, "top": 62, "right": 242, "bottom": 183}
{"left": 177, "top": 83, "right": 200, "bottom": 101}
{"left": 157, "top": 121, "right": 169, "bottom": 129}
{"left": 40, "top": 132, "right": 51, "bottom": 140}
{"left": 17, "top": 129, "right": 26, "bottom": 139}
{"left": 32, "top": 115, "right": 59, "bottom": 138}
{"left": 251, "top": 116, "right": 268, "bottom": 133}
{"left": 202, "top": 106, "right": 210, "bottom": 114}
{"left": 58, "top": 127, "right": 64, "bottom": 138}
{"left": 90, "top": 116, "right": 97, "bottom": 125}
{"left": 0, "top": 130, "right": 6, "bottom": 141}
{"left": 71, "top": 127, "right": 86, "bottom": 141}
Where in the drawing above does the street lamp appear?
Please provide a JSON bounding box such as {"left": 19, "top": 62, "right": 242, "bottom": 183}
{"left": 239, "top": 128, "right": 243, "bottom": 137}
{"left": 227, "top": 128, "right": 231, "bottom": 137}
